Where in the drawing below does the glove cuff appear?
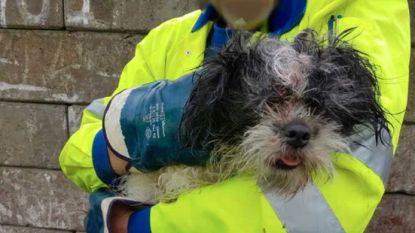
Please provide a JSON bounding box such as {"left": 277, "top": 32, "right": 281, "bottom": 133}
{"left": 92, "top": 129, "right": 119, "bottom": 185}
{"left": 127, "top": 207, "right": 152, "bottom": 233}
{"left": 103, "top": 88, "right": 135, "bottom": 159}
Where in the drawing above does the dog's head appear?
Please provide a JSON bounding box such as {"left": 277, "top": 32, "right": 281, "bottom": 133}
{"left": 181, "top": 29, "right": 389, "bottom": 196}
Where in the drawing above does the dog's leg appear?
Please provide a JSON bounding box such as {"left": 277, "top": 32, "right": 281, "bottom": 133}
{"left": 123, "top": 171, "right": 161, "bottom": 205}
{"left": 123, "top": 166, "right": 216, "bottom": 204}
{"left": 157, "top": 166, "right": 212, "bottom": 202}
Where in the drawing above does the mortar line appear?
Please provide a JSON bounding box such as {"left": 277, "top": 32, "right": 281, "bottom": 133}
{"left": 62, "top": 0, "right": 66, "bottom": 30}
{"left": 385, "top": 191, "right": 415, "bottom": 196}
{"left": 65, "top": 104, "right": 70, "bottom": 139}
{"left": 0, "top": 26, "right": 148, "bottom": 35}
{"left": 0, "top": 223, "right": 77, "bottom": 232}
{"left": 0, "top": 98, "right": 89, "bottom": 106}
{"left": 0, "top": 164, "right": 61, "bottom": 171}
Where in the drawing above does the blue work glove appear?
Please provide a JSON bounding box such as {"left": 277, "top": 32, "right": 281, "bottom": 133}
{"left": 103, "top": 73, "right": 210, "bottom": 172}
{"left": 85, "top": 190, "right": 152, "bottom": 233}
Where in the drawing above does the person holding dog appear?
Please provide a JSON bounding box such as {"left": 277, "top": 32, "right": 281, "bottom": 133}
{"left": 59, "top": 0, "right": 410, "bottom": 232}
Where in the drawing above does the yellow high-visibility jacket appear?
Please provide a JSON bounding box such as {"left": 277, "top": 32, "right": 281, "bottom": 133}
{"left": 59, "top": 1, "right": 410, "bottom": 232}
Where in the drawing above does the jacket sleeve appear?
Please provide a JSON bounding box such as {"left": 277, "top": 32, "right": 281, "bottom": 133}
{"left": 59, "top": 28, "right": 160, "bottom": 192}
{"left": 334, "top": 0, "right": 411, "bottom": 151}
{"left": 59, "top": 10, "right": 204, "bottom": 192}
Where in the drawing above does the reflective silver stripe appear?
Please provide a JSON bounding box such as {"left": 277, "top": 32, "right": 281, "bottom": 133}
{"left": 347, "top": 128, "right": 393, "bottom": 185}
{"left": 264, "top": 183, "right": 345, "bottom": 233}
{"left": 85, "top": 98, "right": 106, "bottom": 118}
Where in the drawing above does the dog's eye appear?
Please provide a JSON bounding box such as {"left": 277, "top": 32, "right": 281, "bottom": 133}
{"left": 276, "top": 86, "right": 294, "bottom": 100}
{"left": 277, "top": 87, "right": 287, "bottom": 96}
{"left": 305, "top": 98, "right": 323, "bottom": 114}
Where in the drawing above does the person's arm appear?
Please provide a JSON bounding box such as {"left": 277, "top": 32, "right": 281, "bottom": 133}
{"left": 326, "top": 0, "right": 410, "bottom": 150}
{"left": 59, "top": 10, "right": 207, "bottom": 192}
{"left": 108, "top": 148, "right": 129, "bottom": 176}
{"left": 59, "top": 30, "right": 158, "bottom": 192}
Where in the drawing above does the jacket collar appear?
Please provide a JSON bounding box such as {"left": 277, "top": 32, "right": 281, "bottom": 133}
{"left": 191, "top": 0, "right": 307, "bottom": 36}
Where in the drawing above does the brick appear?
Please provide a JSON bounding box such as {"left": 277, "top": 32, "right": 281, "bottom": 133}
{"left": 0, "top": 0, "right": 63, "bottom": 29}
{"left": 64, "top": 0, "right": 198, "bottom": 31}
{"left": 366, "top": 194, "right": 415, "bottom": 233}
{"left": 0, "top": 102, "right": 67, "bottom": 169}
{"left": 408, "top": 0, "right": 415, "bottom": 43}
{"left": 68, "top": 105, "right": 86, "bottom": 136}
{"left": 387, "top": 124, "right": 415, "bottom": 194}
{"left": 0, "top": 168, "right": 88, "bottom": 231}
{"left": 0, "top": 225, "right": 70, "bottom": 233}
{"left": 405, "top": 52, "right": 415, "bottom": 122}
{"left": 408, "top": 88, "right": 415, "bottom": 123}
{"left": 0, "top": 29, "right": 141, "bottom": 104}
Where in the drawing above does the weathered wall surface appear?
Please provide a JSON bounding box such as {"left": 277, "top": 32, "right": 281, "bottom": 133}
{"left": 0, "top": 1, "right": 197, "bottom": 232}
{"left": 0, "top": 0, "right": 413, "bottom": 232}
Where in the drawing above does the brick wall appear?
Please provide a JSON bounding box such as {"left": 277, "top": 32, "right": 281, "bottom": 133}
{"left": 0, "top": 1, "right": 413, "bottom": 232}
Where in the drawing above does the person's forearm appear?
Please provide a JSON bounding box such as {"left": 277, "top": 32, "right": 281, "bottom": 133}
{"left": 108, "top": 147, "right": 129, "bottom": 176}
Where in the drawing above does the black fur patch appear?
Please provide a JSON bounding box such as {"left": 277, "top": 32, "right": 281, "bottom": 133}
{"left": 294, "top": 29, "right": 388, "bottom": 142}
{"left": 180, "top": 29, "right": 389, "bottom": 150}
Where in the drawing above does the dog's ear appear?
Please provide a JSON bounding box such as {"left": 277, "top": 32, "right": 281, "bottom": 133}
{"left": 180, "top": 32, "right": 256, "bottom": 149}
{"left": 305, "top": 30, "right": 389, "bottom": 143}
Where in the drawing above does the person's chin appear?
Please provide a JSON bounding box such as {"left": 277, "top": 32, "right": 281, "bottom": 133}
{"left": 226, "top": 18, "right": 265, "bottom": 30}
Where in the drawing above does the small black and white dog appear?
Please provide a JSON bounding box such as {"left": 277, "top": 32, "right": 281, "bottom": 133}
{"left": 122, "top": 29, "right": 388, "bottom": 204}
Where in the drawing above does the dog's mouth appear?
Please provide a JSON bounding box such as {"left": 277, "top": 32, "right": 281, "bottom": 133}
{"left": 274, "top": 155, "right": 302, "bottom": 170}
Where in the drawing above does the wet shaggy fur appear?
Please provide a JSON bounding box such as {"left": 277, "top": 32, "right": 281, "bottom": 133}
{"left": 121, "top": 29, "right": 389, "bottom": 204}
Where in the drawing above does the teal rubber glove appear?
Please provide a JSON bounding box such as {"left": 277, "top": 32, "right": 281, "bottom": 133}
{"left": 103, "top": 73, "right": 210, "bottom": 172}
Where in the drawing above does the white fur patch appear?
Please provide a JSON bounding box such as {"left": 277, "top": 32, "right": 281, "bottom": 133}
{"left": 122, "top": 166, "right": 210, "bottom": 204}
{"left": 261, "top": 42, "right": 311, "bottom": 93}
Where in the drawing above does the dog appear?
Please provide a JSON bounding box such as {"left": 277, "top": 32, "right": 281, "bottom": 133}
{"left": 119, "top": 29, "right": 388, "bottom": 204}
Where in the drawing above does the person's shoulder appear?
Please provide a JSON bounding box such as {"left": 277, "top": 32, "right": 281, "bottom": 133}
{"left": 150, "top": 10, "right": 203, "bottom": 36}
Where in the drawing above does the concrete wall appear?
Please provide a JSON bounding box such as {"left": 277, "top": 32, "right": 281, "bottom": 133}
{"left": 0, "top": 0, "right": 413, "bottom": 232}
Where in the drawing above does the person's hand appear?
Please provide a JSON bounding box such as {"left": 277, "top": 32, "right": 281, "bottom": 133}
{"left": 85, "top": 190, "right": 115, "bottom": 233}
{"left": 109, "top": 202, "right": 134, "bottom": 233}
{"left": 103, "top": 72, "right": 210, "bottom": 172}
{"left": 85, "top": 190, "right": 150, "bottom": 233}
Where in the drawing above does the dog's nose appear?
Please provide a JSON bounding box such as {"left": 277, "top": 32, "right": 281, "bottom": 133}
{"left": 284, "top": 122, "right": 311, "bottom": 149}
